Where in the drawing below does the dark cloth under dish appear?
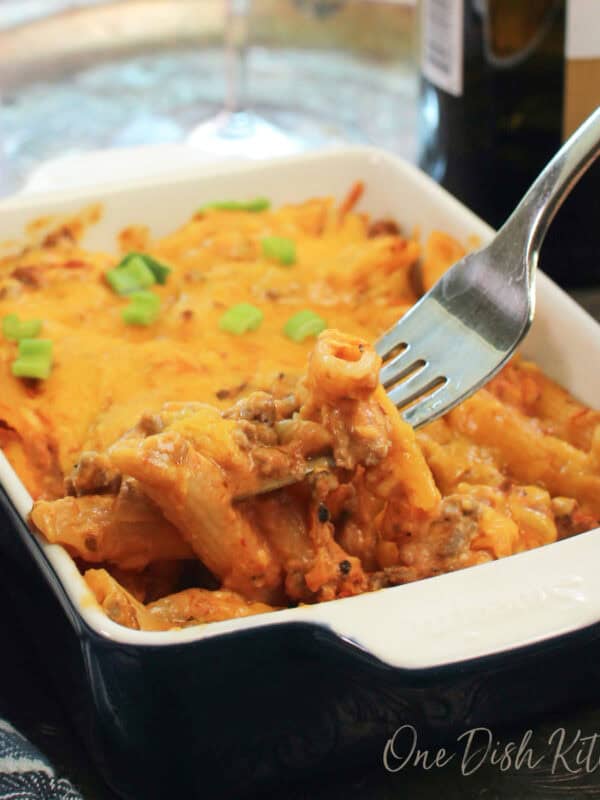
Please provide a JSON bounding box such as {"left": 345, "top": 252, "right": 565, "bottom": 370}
{"left": 0, "top": 718, "right": 83, "bottom": 800}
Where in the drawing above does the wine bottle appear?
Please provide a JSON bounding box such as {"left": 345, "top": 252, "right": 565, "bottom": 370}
{"left": 417, "top": 0, "right": 600, "bottom": 288}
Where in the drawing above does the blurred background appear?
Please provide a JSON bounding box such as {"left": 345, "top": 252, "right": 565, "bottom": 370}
{"left": 0, "top": 0, "right": 598, "bottom": 288}
{"left": 0, "top": 0, "right": 417, "bottom": 196}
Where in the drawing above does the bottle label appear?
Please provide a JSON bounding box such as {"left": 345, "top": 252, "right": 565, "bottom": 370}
{"left": 566, "top": 0, "right": 600, "bottom": 58}
{"left": 564, "top": 0, "right": 600, "bottom": 137}
{"left": 421, "top": 0, "right": 464, "bottom": 96}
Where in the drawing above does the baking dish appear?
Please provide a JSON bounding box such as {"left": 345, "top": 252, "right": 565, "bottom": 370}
{"left": 1, "top": 146, "right": 600, "bottom": 798}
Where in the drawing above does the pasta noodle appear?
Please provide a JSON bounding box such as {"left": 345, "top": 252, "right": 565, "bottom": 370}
{"left": 0, "top": 185, "right": 598, "bottom": 630}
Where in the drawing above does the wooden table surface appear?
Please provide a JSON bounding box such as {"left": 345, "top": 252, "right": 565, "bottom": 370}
{"left": 1, "top": 289, "right": 600, "bottom": 800}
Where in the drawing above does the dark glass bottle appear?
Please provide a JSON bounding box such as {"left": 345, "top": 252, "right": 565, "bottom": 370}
{"left": 418, "top": 0, "right": 600, "bottom": 288}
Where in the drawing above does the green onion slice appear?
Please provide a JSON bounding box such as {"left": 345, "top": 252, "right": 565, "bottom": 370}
{"left": 18, "top": 338, "right": 52, "bottom": 358}
{"left": 199, "top": 197, "right": 271, "bottom": 213}
{"left": 261, "top": 236, "right": 296, "bottom": 266}
{"left": 11, "top": 338, "right": 53, "bottom": 379}
{"left": 2, "top": 314, "right": 42, "bottom": 341}
{"left": 219, "top": 303, "right": 264, "bottom": 335}
{"left": 283, "top": 310, "right": 327, "bottom": 342}
{"left": 2, "top": 314, "right": 19, "bottom": 340}
{"left": 118, "top": 252, "right": 172, "bottom": 285}
{"left": 106, "top": 257, "right": 156, "bottom": 295}
{"left": 122, "top": 290, "right": 161, "bottom": 326}
{"left": 11, "top": 357, "right": 52, "bottom": 380}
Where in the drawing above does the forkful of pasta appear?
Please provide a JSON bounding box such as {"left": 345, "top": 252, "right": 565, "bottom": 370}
{"left": 240, "top": 108, "right": 600, "bottom": 501}
{"left": 376, "top": 106, "right": 600, "bottom": 429}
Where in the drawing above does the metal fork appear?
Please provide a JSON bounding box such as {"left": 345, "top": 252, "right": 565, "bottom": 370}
{"left": 237, "top": 110, "right": 600, "bottom": 501}
{"left": 376, "top": 106, "right": 600, "bottom": 429}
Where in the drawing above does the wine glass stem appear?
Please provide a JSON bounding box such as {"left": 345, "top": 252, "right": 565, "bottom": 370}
{"left": 225, "top": 0, "right": 250, "bottom": 113}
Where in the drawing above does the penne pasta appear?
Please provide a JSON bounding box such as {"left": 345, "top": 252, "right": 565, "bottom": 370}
{"left": 30, "top": 480, "right": 193, "bottom": 570}
{"left": 0, "top": 188, "right": 596, "bottom": 630}
{"left": 85, "top": 569, "right": 274, "bottom": 631}
{"left": 448, "top": 390, "right": 600, "bottom": 517}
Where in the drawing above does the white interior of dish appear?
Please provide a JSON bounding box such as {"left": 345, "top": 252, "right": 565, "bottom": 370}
{"left": 1, "top": 146, "right": 600, "bottom": 669}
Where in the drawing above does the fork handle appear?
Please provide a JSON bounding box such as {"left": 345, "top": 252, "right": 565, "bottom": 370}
{"left": 497, "top": 106, "right": 600, "bottom": 278}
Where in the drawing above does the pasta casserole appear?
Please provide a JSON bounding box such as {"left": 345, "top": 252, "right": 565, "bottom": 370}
{"left": 1, "top": 185, "right": 599, "bottom": 630}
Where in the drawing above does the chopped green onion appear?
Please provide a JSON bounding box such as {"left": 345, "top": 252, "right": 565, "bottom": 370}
{"left": 106, "top": 256, "right": 156, "bottom": 295}
{"left": 118, "top": 252, "right": 172, "bottom": 285}
{"left": 2, "top": 314, "right": 19, "bottom": 340}
{"left": 219, "top": 303, "right": 264, "bottom": 335}
{"left": 11, "top": 338, "right": 53, "bottom": 379}
{"left": 15, "top": 319, "right": 42, "bottom": 339}
{"left": 261, "top": 236, "right": 296, "bottom": 266}
{"left": 2, "top": 314, "right": 42, "bottom": 341}
{"left": 283, "top": 310, "right": 327, "bottom": 342}
{"left": 18, "top": 338, "right": 52, "bottom": 358}
{"left": 199, "top": 197, "right": 271, "bottom": 213}
{"left": 11, "top": 357, "right": 52, "bottom": 380}
{"left": 122, "top": 290, "right": 161, "bottom": 326}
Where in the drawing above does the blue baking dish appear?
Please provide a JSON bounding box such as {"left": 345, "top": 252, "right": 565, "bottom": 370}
{"left": 1, "top": 148, "right": 600, "bottom": 798}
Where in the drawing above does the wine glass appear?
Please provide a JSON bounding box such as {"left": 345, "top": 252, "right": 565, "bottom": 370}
{"left": 187, "top": 0, "right": 347, "bottom": 157}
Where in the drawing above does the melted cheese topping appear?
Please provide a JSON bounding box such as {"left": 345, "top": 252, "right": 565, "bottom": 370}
{"left": 0, "top": 196, "right": 427, "bottom": 497}
{"left": 1, "top": 189, "right": 600, "bottom": 630}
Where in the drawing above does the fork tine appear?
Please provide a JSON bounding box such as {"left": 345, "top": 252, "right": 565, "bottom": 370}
{"left": 379, "top": 346, "right": 421, "bottom": 387}
{"left": 386, "top": 362, "right": 445, "bottom": 408}
{"left": 401, "top": 382, "right": 450, "bottom": 428}
{"left": 375, "top": 296, "right": 437, "bottom": 359}
{"left": 374, "top": 321, "right": 409, "bottom": 359}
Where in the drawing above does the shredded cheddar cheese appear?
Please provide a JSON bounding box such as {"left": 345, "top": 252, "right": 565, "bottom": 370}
{"left": 0, "top": 185, "right": 598, "bottom": 630}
